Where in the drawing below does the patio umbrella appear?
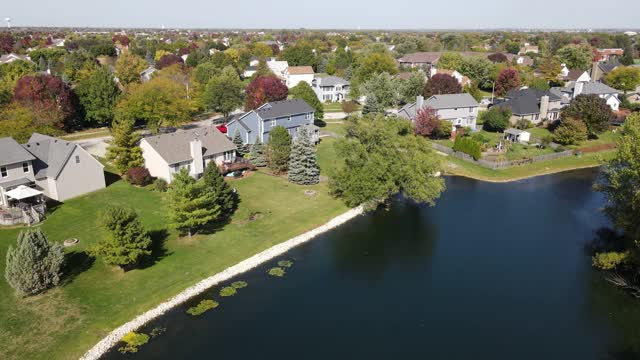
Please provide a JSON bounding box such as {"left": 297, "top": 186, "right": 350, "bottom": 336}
{"left": 5, "top": 185, "right": 43, "bottom": 201}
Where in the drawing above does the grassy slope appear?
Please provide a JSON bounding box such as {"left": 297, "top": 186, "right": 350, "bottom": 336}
{"left": 0, "top": 172, "right": 347, "bottom": 359}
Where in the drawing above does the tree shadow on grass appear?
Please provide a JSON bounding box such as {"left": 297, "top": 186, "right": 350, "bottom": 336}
{"left": 137, "top": 229, "right": 172, "bottom": 269}
{"left": 198, "top": 192, "right": 242, "bottom": 235}
{"left": 61, "top": 251, "right": 95, "bottom": 286}
{"left": 45, "top": 199, "right": 64, "bottom": 216}
{"left": 104, "top": 170, "right": 122, "bottom": 187}
{"left": 314, "top": 119, "right": 327, "bottom": 128}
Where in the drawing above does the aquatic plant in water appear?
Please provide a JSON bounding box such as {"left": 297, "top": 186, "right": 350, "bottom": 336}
{"left": 118, "top": 332, "right": 150, "bottom": 353}
{"left": 278, "top": 260, "right": 293, "bottom": 268}
{"left": 150, "top": 327, "right": 166, "bottom": 338}
{"left": 186, "top": 299, "right": 219, "bottom": 316}
{"left": 231, "top": 281, "right": 248, "bottom": 289}
{"left": 268, "top": 267, "right": 286, "bottom": 277}
{"left": 220, "top": 286, "right": 237, "bottom": 297}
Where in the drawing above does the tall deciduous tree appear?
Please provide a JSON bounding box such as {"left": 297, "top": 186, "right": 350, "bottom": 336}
{"left": 244, "top": 75, "right": 288, "bottom": 110}
{"left": 361, "top": 72, "right": 400, "bottom": 108}
{"left": 95, "top": 205, "right": 152, "bottom": 268}
{"left": 399, "top": 72, "right": 426, "bottom": 103}
{"left": 202, "top": 161, "right": 235, "bottom": 219}
{"left": 201, "top": 66, "right": 243, "bottom": 118}
{"left": 488, "top": 53, "right": 508, "bottom": 63}
{"left": 289, "top": 81, "right": 323, "bottom": 120}
{"left": 115, "top": 51, "right": 148, "bottom": 86}
{"left": 76, "top": 66, "right": 120, "bottom": 126}
{"left": 562, "top": 94, "right": 613, "bottom": 135}
{"left": 0, "top": 33, "right": 15, "bottom": 54}
{"left": 538, "top": 56, "right": 562, "bottom": 83}
{"left": 5, "top": 229, "right": 64, "bottom": 296}
{"left": 553, "top": 117, "right": 588, "bottom": 145}
{"left": 13, "top": 74, "right": 78, "bottom": 129}
{"left": 436, "top": 52, "right": 464, "bottom": 70}
{"left": 168, "top": 169, "right": 221, "bottom": 237}
{"left": 281, "top": 43, "right": 316, "bottom": 68}
{"left": 557, "top": 44, "right": 593, "bottom": 70}
{"left": 495, "top": 68, "right": 521, "bottom": 97}
{"left": 156, "top": 54, "right": 184, "bottom": 70}
{"left": 106, "top": 116, "right": 144, "bottom": 173}
{"left": 423, "top": 74, "right": 462, "bottom": 97}
{"left": 267, "top": 126, "right": 292, "bottom": 174}
{"left": 288, "top": 128, "right": 320, "bottom": 185}
{"left": 604, "top": 66, "right": 640, "bottom": 93}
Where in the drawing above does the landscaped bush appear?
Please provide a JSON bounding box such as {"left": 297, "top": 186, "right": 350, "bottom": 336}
{"left": 153, "top": 178, "right": 168, "bottom": 192}
{"left": 126, "top": 167, "right": 152, "bottom": 186}
{"left": 118, "top": 332, "right": 150, "bottom": 353}
{"left": 268, "top": 267, "right": 286, "bottom": 277}
{"left": 186, "top": 299, "right": 219, "bottom": 316}
{"left": 231, "top": 281, "right": 248, "bottom": 289}
{"left": 219, "top": 286, "right": 237, "bottom": 297}
{"left": 553, "top": 117, "right": 588, "bottom": 145}
{"left": 481, "top": 107, "right": 511, "bottom": 132}
{"left": 515, "top": 118, "right": 532, "bottom": 130}
{"left": 453, "top": 136, "right": 482, "bottom": 160}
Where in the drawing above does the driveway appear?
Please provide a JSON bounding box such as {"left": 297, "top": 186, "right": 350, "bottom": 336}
{"left": 73, "top": 136, "right": 111, "bottom": 158}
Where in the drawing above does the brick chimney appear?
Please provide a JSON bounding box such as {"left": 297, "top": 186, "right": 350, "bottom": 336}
{"left": 573, "top": 82, "right": 584, "bottom": 98}
{"left": 539, "top": 95, "right": 549, "bottom": 120}
{"left": 416, "top": 95, "right": 424, "bottom": 110}
{"left": 190, "top": 138, "right": 203, "bottom": 177}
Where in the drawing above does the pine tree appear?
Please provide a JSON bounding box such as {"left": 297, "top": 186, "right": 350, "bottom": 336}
{"left": 5, "top": 229, "right": 65, "bottom": 296}
{"left": 362, "top": 95, "right": 382, "bottom": 115}
{"left": 267, "top": 126, "right": 292, "bottom": 174}
{"left": 249, "top": 137, "right": 267, "bottom": 167}
{"left": 232, "top": 129, "right": 246, "bottom": 156}
{"left": 95, "top": 205, "right": 152, "bottom": 268}
{"left": 288, "top": 128, "right": 320, "bottom": 185}
{"left": 203, "top": 161, "right": 235, "bottom": 219}
{"left": 106, "top": 115, "right": 144, "bottom": 174}
{"left": 168, "top": 169, "right": 221, "bottom": 237}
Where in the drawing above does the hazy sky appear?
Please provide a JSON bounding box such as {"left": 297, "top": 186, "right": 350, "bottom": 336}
{"left": 2, "top": 0, "right": 639, "bottom": 29}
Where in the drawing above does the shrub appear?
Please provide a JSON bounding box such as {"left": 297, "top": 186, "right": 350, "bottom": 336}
{"left": 453, "top": 136, "right": 482, "bottom": 160}
{"left": 341, "top": 101, "right": 359, "bottom": 115}
{"left": 126, "top": 167, "right": 152, "bottom": 186}
{"left": 553, "top": 117, "right": 588, "bottom": 145}
{"left": 268, "top": 267, "right": 286, "bottom": 277}
{"left": 186, "top": 299, "right": 219, "bottom": 316}
{"left": 219, "top": 286, "right": 237, "bottom": 297}
{"left": 434, "top": 121, "right": 452, "bottom": 139}
{"left": 481, "top": 107, "right": 511, "bottom": 132}
{"left": 153, "top": 178, "right": 168, "bottom": 192}
{"left": 118, "top": 332, "right": 150, "bottom": 353}
{"left": 515, "top": 118, "right": 532, "bottom": 130}
{"left": 592, "top": 251, "right": 629, "bottom": 270}
{"left": 5, "top": 229, "right": 65, "bottom": 296}
{"left": 278, "top": 260, "right": 293, "bottom": 268}
{"left": 231, "top": 281, "right": 248, "bottom": 289}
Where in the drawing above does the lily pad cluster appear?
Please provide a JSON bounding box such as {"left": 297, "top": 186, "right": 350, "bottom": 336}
{"left": 268, "top": 259, "right": 294, "bottom": 277}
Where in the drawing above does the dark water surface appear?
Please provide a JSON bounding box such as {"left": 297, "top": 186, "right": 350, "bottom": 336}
{"left": 107, "top": 169, "right": 640, "bottom": 360}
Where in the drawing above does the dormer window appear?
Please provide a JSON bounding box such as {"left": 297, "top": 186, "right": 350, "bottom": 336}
{"left": 270, "top": 119, "right": 276, "bottom": 126}
{"left": 22, "top": 162, "right": 29, "bottom": 173}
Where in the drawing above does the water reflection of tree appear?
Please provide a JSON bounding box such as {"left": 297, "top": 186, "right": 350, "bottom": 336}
{"left": 328, "top": 197, "right": 438, "bottom": 281}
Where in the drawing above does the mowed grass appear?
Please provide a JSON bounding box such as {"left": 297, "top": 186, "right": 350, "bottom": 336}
{"left": 0, "top": 171, "right": 347, "bottom": 359}
{"left": 323, "top": 102, "right": 361, "bottom": 113}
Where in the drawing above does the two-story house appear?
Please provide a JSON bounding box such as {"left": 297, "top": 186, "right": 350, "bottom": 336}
{"left": 398, "top": 94, "right": 480, "bottom": 131}
{"left": 311, "top": 76, "right": 350, "bottom": 102}
{"left": 285, "top": 66, "right": 314, "bottom": 88}
{"left": 226, "top": 99, "right": 319, "bottom": 145}
{"left": 498, "top": 89, "right": 563, "bottom": 124}
{"left": 140, "top": 127, "right": 237, "bottom": 183}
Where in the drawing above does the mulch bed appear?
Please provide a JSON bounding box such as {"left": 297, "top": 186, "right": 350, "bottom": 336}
{"left": 578, "top": 144, "right": 617, "bottom": 153}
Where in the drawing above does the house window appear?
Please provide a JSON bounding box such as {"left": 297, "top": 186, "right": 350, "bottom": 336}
{"left": 288, "top": 116, "right": 292, "bottom": 122}
{"left": 75, "top": 155, "right": 80, "bottom": 164}
{"left": 224, "top": 151, "right": 234, "bottom": 161}
{"left": 0, "top": 166, "right": 6, "bottom": 178}
{"left": 469, "top": 107, "right": 473, "bottom": 113}
{"left": 270, "top": 119, "right": 276, "bottom": 126}
{"left": 22, "top": 162, "right": 29, "bottom": 173}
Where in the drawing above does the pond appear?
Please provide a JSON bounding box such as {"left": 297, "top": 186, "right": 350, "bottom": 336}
{"left": 106, "top": 168, "right": 640, "bottom": 360}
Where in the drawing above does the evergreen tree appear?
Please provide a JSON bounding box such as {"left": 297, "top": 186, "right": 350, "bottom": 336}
{"left": 5, "top": 229, "right": 65, "bottom": 296}
{"left": 95, "top": 205, "right": 152, "bottom": 268}
{"left": 288, "top": 128, "right": 320, "bottom": 185}
{"left": 249, "top": 137, "right": 267, "bottom": 167}
{"left": 267, "top": 126, "right": 292, "bottom": 174}
{"left": 106, "top": 115, "right": 144, "bottom": 174}
{"left": 232, "top": 130, "right": 246, "bottom": 156}
{"left": 362, "top": 94, "right": 382, "bottom": 115}
{"left": 168, "top": 169, "right": 221, "bottom": 237}
{"left": 202, "top": 161, "right": 235, "bottom": 219}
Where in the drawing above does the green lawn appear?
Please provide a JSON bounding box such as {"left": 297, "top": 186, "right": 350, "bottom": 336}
{"left": 61, "top": 128, "right": 112, "bottom": 141}
{"left": 321, "top": 122, "right": 347, "bottom": 137}
{"left": 317, "top": 137, "right": 340, "bottom": 175}
{"left": 323, "top": 102, "right": 361, "bottom": 113}
{"left": 0, "top": 170, "right": 347, "bottom": 359}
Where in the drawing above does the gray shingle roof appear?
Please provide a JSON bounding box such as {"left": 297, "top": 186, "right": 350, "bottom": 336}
{"left": 499, "top": 94, "right": 540, "bottom": 115}
{"left": 425, "top": 93, "right": 479, "bottom": 109}
{"left": 22, "top": 134, "right": 77, "bottom": 179}
{"left": 580, "top": 82, "right": 619, "bottom": 95}
{"left": 0, "top": 137, "right": 36, "bottom": 167}
{"left": 506, "top": 88, "right": 561, "bottom": 102}
{"left": 315, "top": 76, "right": 349, "bottom": 87}
{"left": 142, "top": 128, "right": 236, "bottom": 165}
{"left": 256, "top": 99, "right": 314, "bottom": 119}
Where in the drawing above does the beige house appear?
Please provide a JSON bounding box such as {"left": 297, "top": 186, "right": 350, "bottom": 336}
{"left": 140, "top": 128, "right": 237, "bottom": 183}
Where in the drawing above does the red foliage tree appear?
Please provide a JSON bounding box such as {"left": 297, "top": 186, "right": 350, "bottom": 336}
{"left": 112, "top": 34, "right": 130, "bottom": 47}
{"left": 0, "top": 33, "right": 15, "bottom": 54}
{"left": 488, "top": 53, "right": 508, "bottom": 63}
{"left": 178, "top": 43, "right": 198, "bottom": 56}
{"left": 244, "top": 76, "right": 288, "bottom": 110}
{"left": 414, "top": 107, "right": 441, "bottom": 137}
{"left": 270, "top": 44, "right": 280, "bottom": 55}
{"left": 423, "top": 74, "right": 462, "bottom": 97}
{"left": 495, "top": 68, "right": 521, "bottom": 97}
{"left": 13, "top": 74, "right": 77, "bottom": 129}
{"left": 156, "top": 54, "right": 184, "bottom": 69}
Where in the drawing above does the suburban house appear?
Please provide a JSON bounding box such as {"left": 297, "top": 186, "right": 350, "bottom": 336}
{"left": 226, "top": 99, "right": 319, "bottom": 145}
{"left": 285, "top": 66, "right": 314, "bottom": 88}
{"left": 518, "top": 43, "right": 539, "bottom": 55}
{"left": 140, "top": 66, "right": 156, "bottom": 82}
{"left": 560, "top": 64, "right": 592, "bottom": 83}
{"left": 398, "top": 94, "right": 480, "bottom": 131}
{"left": 140, "top": 128, "right": 237, "bottom": 183}
{"left": 594, "top": 48, "right": 624, "bottom": 62}
{"left": 0, "top": 53, "right": 31, "bottom": 65}
{"left": 430, "top": 69, "right": 471, "bottom": 87}
{"left": 0, "top": 134, "right": 106, "bottom": 225}
{"left": 553, "top": 81, "right": 621, "bottom": 111}
{"left": 311, "top": 76, "right": 350, "bottom": 102}
{"left": 398, "top": 52, "right": 441, "bottom": 70}
{"left": 267, "top": 58, "right": 289, "bottom": 80}
{"left": 498, "top": 88, "right": 563, "bottom": 124}
{"left": 591, "top": 60, "right": 620, "bottom": 82}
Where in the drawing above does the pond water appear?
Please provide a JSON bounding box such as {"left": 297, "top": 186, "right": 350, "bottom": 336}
{"left": 106, "top": 168, "right": 640, "bottom": 360}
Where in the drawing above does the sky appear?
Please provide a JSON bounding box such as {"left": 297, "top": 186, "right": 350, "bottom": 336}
{"left": 2, "top": 0, "right": 639, "bottom": 29}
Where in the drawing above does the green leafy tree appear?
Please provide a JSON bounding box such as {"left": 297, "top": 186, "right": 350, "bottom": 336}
{"left": 281, "top": 43, "right": 317, "bottom": 68}
{"left": 0, "top": 104, "right": 63, "bottom": 142}
{"left": 95, "top": 205, "right": 152, "bottom": 268}
{"left": 106, "top": 116, "right": 144, "bottom": 173}
{"left": 557, "top": 44, "right": 593, "bottom": 70}
{"left": 361, "top": 72, "right": 400, "bottom": 108}
{"left": 193, "top": 62, "right": 221, "bottom": 86}
{"left": 76, "top": 66, "right": 120, "bottom": 126}
{"left": 329, "top": 115, "right": 444, "bottom": 208}
{"left": 537, "top": 56, "right": 562, "bottom": 83}
{"left": 267, "top": 126, "right": 292, "bottom": 174}
{"left": 459, "top": 56, "right": 495, "bottom": 89}
{"left": 436, "top": 52, "right": 464, "bottom": 70}
{"left": 362, "top": 94, "right": 383, "bottom": 115}
{"left": 202, "top": 161, "right": 235, "bottom": 219}
{"left": 481, "top": 107, "right": 511, "bottom": 132}
{"left": 115, "top": 51, "right": 148, "bottom": 86}
{"left": 5, "top": 229, "right": 64, "bottom": 296}
{"left": 201, "top": 66, "right": 243, "bottom": 118}
{"left": 168, "top": 169, "right": 221, "bottom": 237}
{"left": 553, "top": 117, "right": 588, "bottom": 145}
{"left": 289, "top": 81, "right": 323, "bottom": 120}
{"left": 399, "top": 72, "right": 426, "bottom": 103}
{"left": 288, "top": 128, "right": 320, "bottom": 185}
{"left": 604, "top": 66, "right": 640, "bottom": 93}
{"left": 355, "top": 52, "right": 398, "bottom": 83}
{"left": 464, "top": 83, "right": 482, "bottom": 101}
{"left": 249, "top": 137, "right": 267, "bottom": 167}
{"left": 561, "top": 94, "right": 612, "bottom": 135}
